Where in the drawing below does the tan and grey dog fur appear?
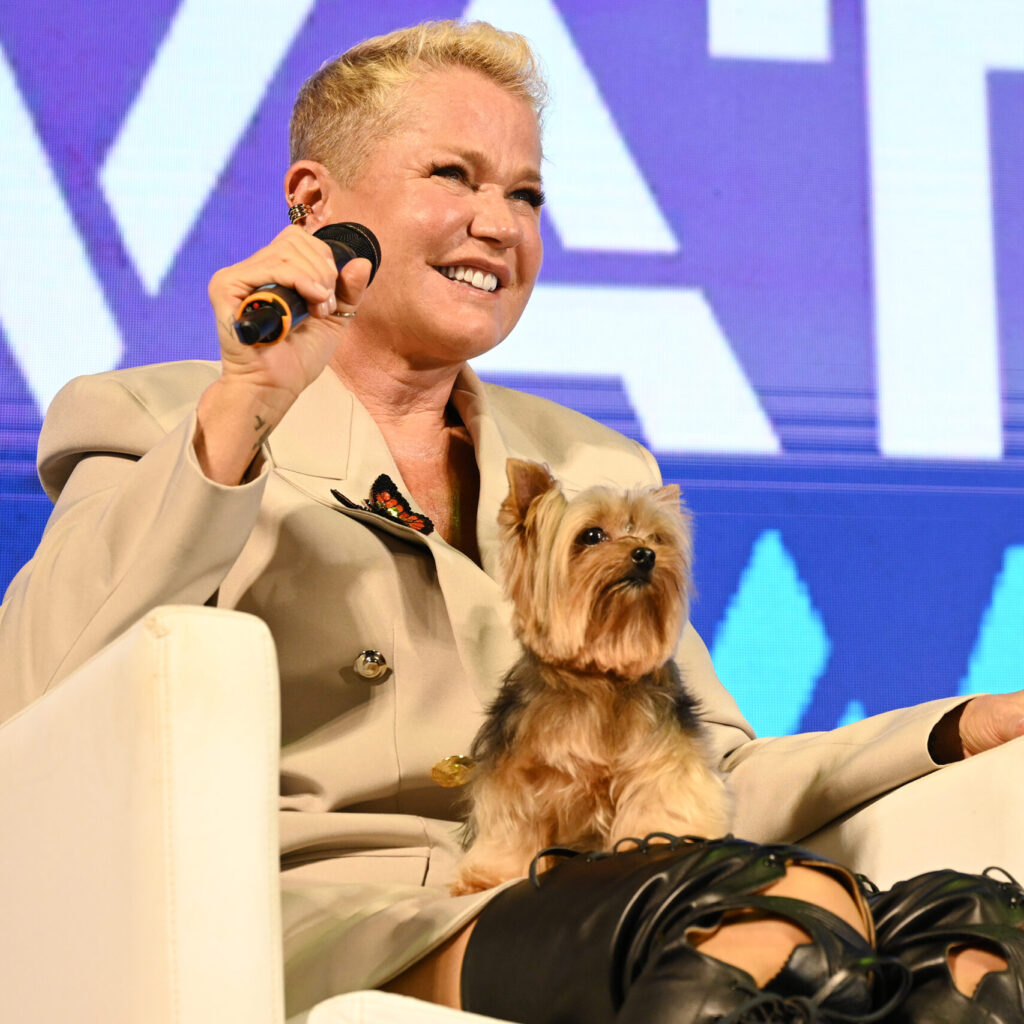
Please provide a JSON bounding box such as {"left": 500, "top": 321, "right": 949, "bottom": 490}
{"left": 451, "top": 458, "right": 732, "bottom": 895}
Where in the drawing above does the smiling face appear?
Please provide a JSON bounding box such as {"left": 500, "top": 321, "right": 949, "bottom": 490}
{"left": 321, "top": 67, "right": 544, "bottom": 367}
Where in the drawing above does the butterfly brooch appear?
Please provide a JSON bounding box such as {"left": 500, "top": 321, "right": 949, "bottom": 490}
{"left": 332, "top": 474, "right": 435, "bottom": 535}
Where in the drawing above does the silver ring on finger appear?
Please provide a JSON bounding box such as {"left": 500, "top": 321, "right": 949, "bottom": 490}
{"left": 331, "top": 310, "right": 357, "bottom": 319}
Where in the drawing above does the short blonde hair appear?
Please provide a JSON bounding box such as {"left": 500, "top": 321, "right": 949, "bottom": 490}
{"left": 290, "top": 20, "right": 548, "bottom": 183}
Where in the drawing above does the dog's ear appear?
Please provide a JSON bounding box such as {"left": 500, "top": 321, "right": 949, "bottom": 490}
{"left": 650, "top": 484, "right": 682, "bottom": 510}
{"left": 503, "top": 459, "right": 558, "bottom": 525}
{"left": 649, "top": 484, "right": 692, "bottom": 528}
{"left": 499, "top": 461, "right": 559, "bottom": 613}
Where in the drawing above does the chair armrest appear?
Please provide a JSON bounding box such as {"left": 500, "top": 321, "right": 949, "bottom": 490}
{"left": 0, "top": 605, "right": 283, "bottom": 1024}
{"left": 800, "top": 736, "right": 1024, "bottom": 888}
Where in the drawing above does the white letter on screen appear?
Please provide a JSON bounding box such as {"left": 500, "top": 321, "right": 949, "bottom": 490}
{"left": 0, "top": 45, "right": 122, "bottom": 413}
{"left": 708, "top": 0, "right": 831, "bottom": 62}
{"left": 464, "top": 0, "right": 679, "bottom": 253}
{"left": 474, "top": 284, "right": 780, "bottom": 454}
{"left": 100, "top": 0, "right": 315, "bottom": 295}
{"left": 866, "top": 0, "right": 1024, "bottom": 459}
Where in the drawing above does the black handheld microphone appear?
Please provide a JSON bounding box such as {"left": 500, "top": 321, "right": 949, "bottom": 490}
{"left": 233, "top": 222, "right": 382, "bottom": 345}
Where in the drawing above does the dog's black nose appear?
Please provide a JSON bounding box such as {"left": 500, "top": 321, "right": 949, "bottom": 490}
{"left": 631, "top": 547, "right": 655, "bottom": 572}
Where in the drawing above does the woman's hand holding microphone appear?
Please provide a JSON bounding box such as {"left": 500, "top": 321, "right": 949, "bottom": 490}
{"left": 195, "top": 223, "right": 378, "bottom": 485}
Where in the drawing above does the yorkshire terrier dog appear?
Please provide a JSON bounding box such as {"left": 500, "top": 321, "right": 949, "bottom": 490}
{"left": 450, "top": 459, "right": 732, "bottom": 895}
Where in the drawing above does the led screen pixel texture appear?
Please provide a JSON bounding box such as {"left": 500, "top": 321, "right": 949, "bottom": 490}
{"left": 1, "top": 0, "right": 1022, "bottom": 737}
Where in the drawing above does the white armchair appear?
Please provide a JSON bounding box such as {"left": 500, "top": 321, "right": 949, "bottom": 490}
{"left": 1, "top": 605, "right": 1021, "bottom": 1022}
{"left": 0, "top": 606, "right": 284, "bottom": 1024}
{"left": 0, "top": 606, "right": 512, "bottom": 1024}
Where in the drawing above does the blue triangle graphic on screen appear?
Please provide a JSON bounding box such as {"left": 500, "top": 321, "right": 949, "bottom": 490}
{"left": 710, "top": 530, "right": 831, "bottom": 737}
{"left": 958, "top": 546, "right": 1024, "bottom": 696}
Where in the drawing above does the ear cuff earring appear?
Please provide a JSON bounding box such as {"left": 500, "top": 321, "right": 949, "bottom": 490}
{"left": 287, "top": 194, "right": 311, "bottom": 224}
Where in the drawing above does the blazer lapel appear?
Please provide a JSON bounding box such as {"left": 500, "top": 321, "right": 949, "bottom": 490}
{"left": 267, "top": 368, "right": 436, "bottom": 547}
{"left": 267, "top": 365, "right": 521, "bottom": 700}
{"left": 264, "top": 364, "right": 354, "bottom": 480}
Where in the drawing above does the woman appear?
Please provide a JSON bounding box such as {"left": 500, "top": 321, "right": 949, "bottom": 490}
{"left": 2, "top": 20, "right": 1023, "bottom": 1023}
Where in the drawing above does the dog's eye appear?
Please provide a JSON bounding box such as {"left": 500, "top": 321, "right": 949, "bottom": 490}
{"left": 576, "top": 527, "right": 608, "bottom": 546}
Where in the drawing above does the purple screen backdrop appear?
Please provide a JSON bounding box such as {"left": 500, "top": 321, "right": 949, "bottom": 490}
{"left": 1, "top": 0, "right": 1022, "bottom": 736}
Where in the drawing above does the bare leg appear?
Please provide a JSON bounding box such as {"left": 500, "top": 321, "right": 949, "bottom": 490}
{"left": 691, "top": 865, "right": 868, "bottom": 986}
{"left": 948, "top": 946, "right": 1009, "bottom": 998}
{"left": 382, "top": 922, "right": 476, "bottom": 1009}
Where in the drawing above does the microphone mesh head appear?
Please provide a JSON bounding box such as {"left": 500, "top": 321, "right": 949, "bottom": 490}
{"left": 314, "top": 222, "right": 382, "bottom": 283}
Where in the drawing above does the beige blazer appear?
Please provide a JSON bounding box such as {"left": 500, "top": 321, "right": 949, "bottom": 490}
{"left": 0, "top": 360, "right": 963, "bottom": 1004}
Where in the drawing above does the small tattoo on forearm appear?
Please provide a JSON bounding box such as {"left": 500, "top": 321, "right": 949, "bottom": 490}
{"left": 253, "top": 415, "right": 271, "bottom": 451}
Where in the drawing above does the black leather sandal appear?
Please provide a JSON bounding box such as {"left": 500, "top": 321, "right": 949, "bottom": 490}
{"left": 460, "top": 835, "right": 907, "bottom": 1023}
{"left": 869, "top": 866, "right": 1024, "bottom": 1023}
